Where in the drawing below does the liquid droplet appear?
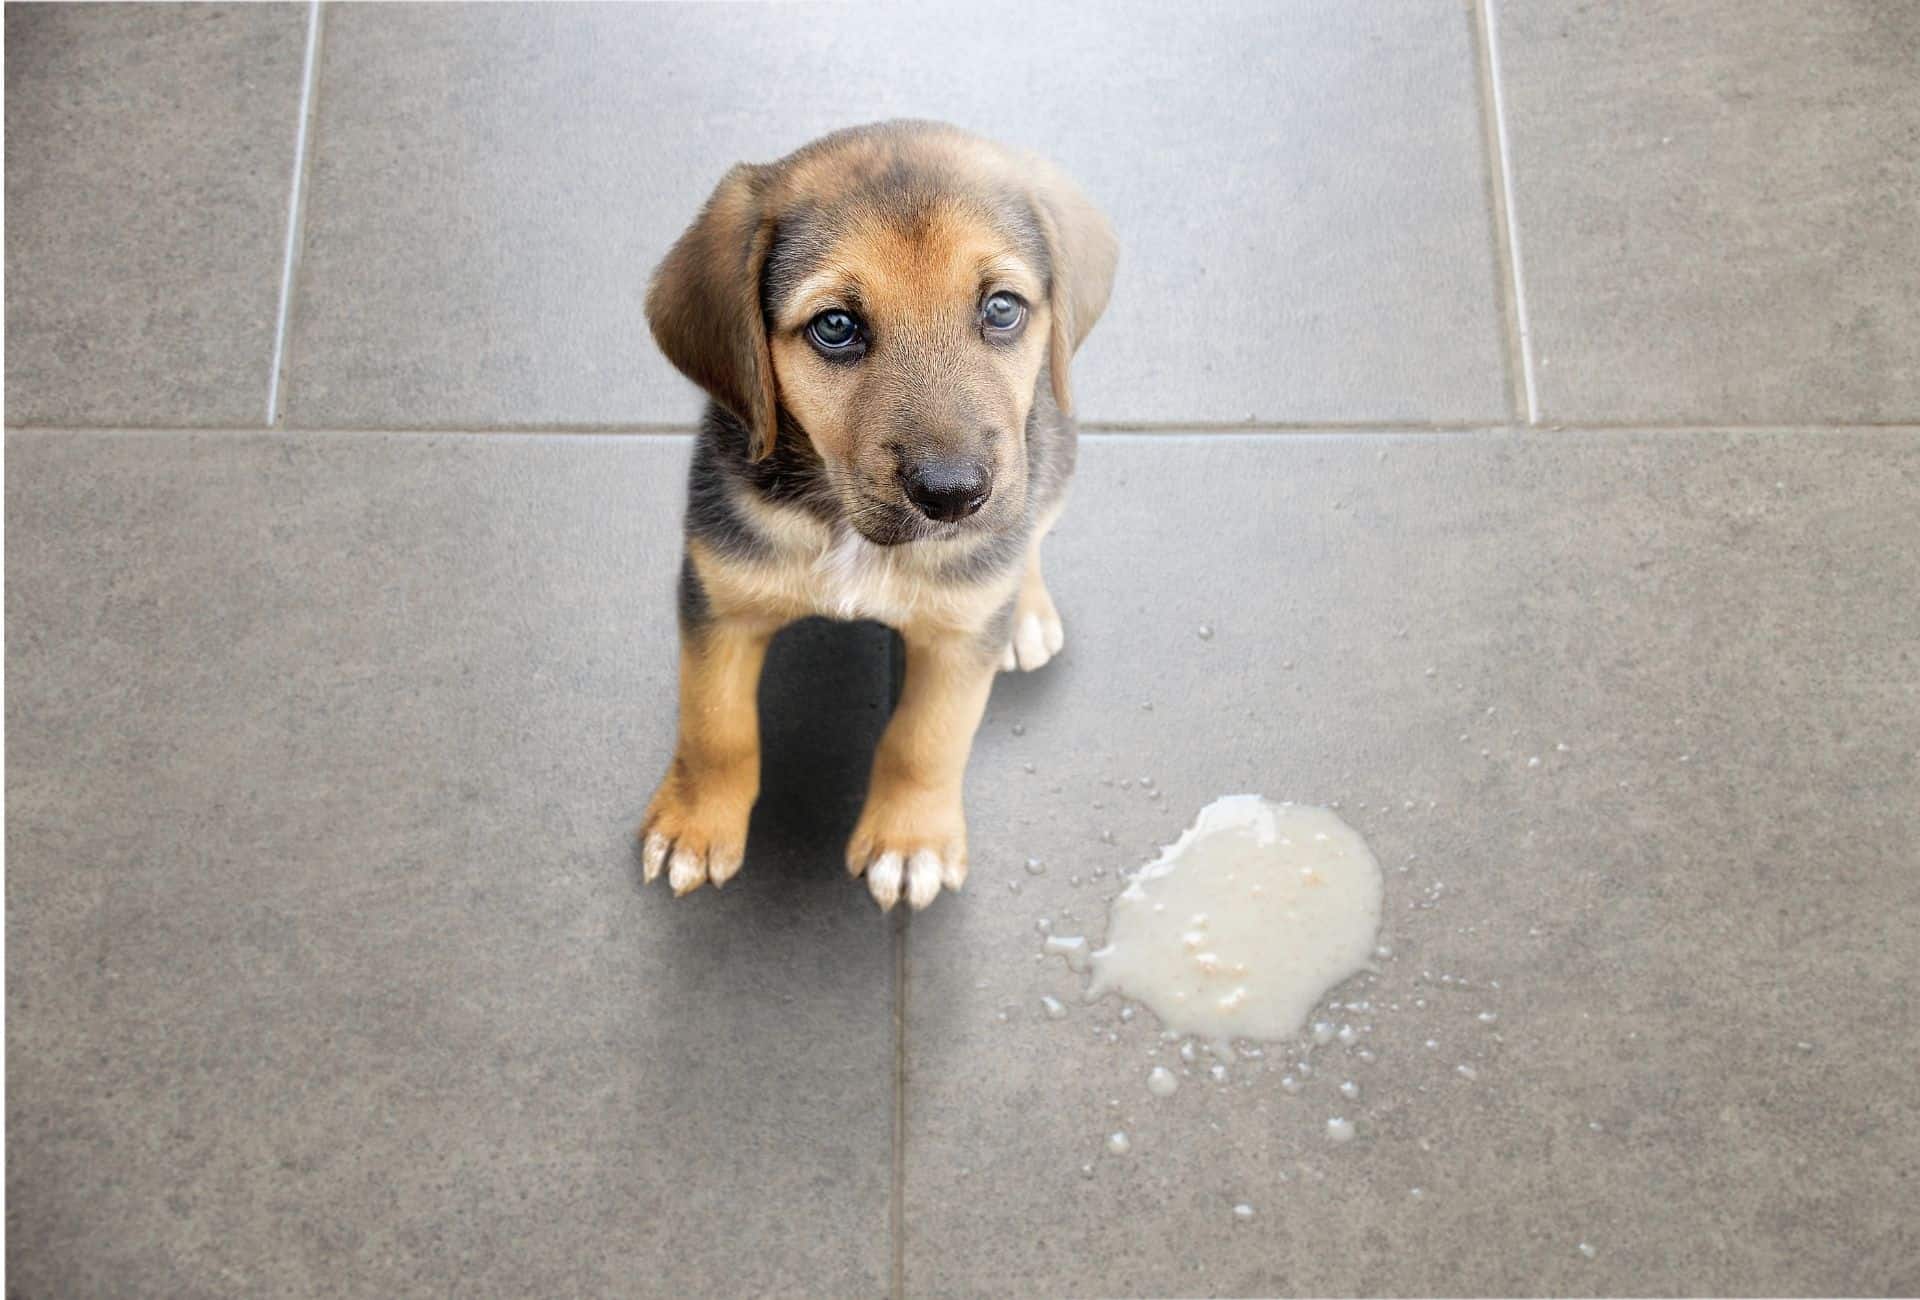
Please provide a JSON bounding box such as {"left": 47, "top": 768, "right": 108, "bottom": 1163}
{"left": 1577, "top": 1242, "right": 1597, "bottom": 1260}
{"left": 1232, "top": 1203, "right": 1255, "bottom": 1222}
{"left": 1280, "top": 1074, "right": 1302, "bottom": 1094}
{"left": 1147, "top": 1066, "right": 1179, "bottom": 1097}
{"left": 1339, "top": 1080, "right": 1360, "bottom": 1100}
{"left": 1197, "top": 624, "right": 1214, "bottom": 640}
{"left": 1044, "top": 935, "right": 1091, "bottom": 972}
{"left": 1478, "top": 1011, "right": 1499, "bottom": 1024}
{"left": 1455, "top": 1063, "right": 1479, "bottom": 1081}
{"left": 1326, "top": 1117, "right": 1356, "bottom": 1143}
{"left": 1040, "top": 995, "right": 1067, "bottom": 1021}
{"left": 1025, "top": 857, "right": 1046, "bottom": 876}
{"left": 1106, "top": 1131, "right": 1131, "bottom": 1155}
{"left": 1011, "top": 722, "right": 1026, "bottom": 736}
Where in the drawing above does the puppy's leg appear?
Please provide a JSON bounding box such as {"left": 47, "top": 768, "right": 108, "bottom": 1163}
{"left": 848, "top": 629, "right": 998, "bottom": 910}
{"left": 999, "top": 532, "right": 1066, "bottom": 673}
{"left": 641, "top": 611, "right": 773, "bottom": 896}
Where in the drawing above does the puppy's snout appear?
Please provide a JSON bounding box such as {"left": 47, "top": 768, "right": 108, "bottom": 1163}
{"left": 902, "top": 457, "right": 992, "bottom": 522}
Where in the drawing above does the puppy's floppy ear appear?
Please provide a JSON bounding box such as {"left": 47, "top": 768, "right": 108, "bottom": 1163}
{"left": 1028, "top": 159, "right": 1118, "bottom": 416}
{"left": 647, "top": 164, "right": 780, "bottom": 460}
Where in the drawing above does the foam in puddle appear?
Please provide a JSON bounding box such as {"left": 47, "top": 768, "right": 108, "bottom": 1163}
{"left": 1086, "top": 796, "right": 1384, "bottom": 1045}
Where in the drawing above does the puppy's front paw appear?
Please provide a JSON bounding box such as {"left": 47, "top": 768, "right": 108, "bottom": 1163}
{"left": 1000, "top": 580, "right": 1065, "bottom": 673}
{"left": 640, "top": 765, "right": 753, "bottom": 897}
{"left": 846, "top": 787, "right": 968, "bottom": 912}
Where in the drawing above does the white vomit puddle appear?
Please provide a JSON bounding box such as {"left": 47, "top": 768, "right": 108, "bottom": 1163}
{"left": 1085, "top": 796, "right": 1385, "bottom": 1045}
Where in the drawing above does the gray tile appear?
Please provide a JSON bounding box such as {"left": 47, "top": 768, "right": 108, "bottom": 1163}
{"left": 4, "top": 4, "right": 306, "bottom": 427}
{"left": 1499, "top": 0, "right": 1920, "bottom": 423}
{"left": 286, "top": 2, "right": 1505, "bottom": 429}
{"left": 5, "top": 432, "right": 896, "bottom": 1297}
{"left": 904, "top": 431, "right": 1920, "bottom": 1297}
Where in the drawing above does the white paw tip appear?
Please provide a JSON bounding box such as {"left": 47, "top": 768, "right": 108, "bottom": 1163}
{"left": 905, "top": 850, "right": 944, "bottom": 910}
{"left": 939, "top": 854, "right": 967, "bottom": 892}
{"left": 867, "top": 852, "right": 904, "bottom": 911}
{"left": 999, "top": 642, "right": 1018, "bottom": 672}
{"left": 668, "top": 848, "right": 708, "bottom": 896}
{"left": 708, "top": 851, "right": 743, "bottom": 888}
{"left": 642, "top": 832, "right": 671, "bottom": 884}
{"left": 1043, "top": 615, "right": 1065, "bottom": 656}
{"left": 1015, "top": 613, "right": 1049, "bottom": 670}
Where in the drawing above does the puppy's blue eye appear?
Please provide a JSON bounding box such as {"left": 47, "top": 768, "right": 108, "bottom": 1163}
{"left": 981, "top": 292, "right": 1025, "bottom": 332}
{"left": 807, "top": 310, "right": 862, "bottom": 352}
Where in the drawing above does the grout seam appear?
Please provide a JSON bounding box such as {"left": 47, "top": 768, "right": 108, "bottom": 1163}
{"left": 265, "top": 0, "right": 324, "bottom": 428}
{"left": 889, "top": 907, "right": 907, "bottom": 1300}
{"left": 886, "top": 634, "right": 908, "bottom": 1300}
{"left": 1474, "top": 0, "right": 1540, "bottom": 425}
{"left": 13, "top": 422, "right": 1919, "bottom": 438}
{"left": 1469, "top": 0, "right": 1524, "bottom": 424}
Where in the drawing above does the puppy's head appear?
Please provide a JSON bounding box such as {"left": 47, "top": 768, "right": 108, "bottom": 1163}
{"left": 648, "top": 122, "right": 1116, "bottom": 545}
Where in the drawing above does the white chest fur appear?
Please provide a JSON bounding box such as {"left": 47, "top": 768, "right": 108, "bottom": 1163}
{"left": 816, "top": 528, "right": 911, "bottom": 623}
{"left": 719, "top": 485, "right": 1009, "bottom": 634}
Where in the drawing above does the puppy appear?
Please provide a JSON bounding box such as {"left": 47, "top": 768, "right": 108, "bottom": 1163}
{"left": 639, "top": 120, "right": 1116, "bottom": 911}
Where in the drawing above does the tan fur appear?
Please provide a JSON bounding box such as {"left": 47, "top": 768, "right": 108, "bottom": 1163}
{"left": 846, "top": 627, "right": 999, "bottom": 903}
{"left": 641, "top": 619, "right": 773, "bottom": 894}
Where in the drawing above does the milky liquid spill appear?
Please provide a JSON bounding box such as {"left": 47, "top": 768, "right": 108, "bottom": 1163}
{"left": 1086, "top": 797, "right": 1384, "bottom": 1044}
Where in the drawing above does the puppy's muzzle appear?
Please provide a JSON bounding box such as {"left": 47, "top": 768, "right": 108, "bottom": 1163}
{"left": 901, "top": 457, "right": 992, "bottom": 523}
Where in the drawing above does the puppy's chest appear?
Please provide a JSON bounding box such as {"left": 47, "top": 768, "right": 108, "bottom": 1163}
{"left": 810, "top": 528, "right": 921, "bottom": 623}
{"left": 722, "top": 498, "right": 1000, "bottom": 631}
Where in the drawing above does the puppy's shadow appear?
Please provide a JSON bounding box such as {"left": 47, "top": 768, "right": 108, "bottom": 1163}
{"left": 744, "top": 617, "right": 898, "bottom": 887}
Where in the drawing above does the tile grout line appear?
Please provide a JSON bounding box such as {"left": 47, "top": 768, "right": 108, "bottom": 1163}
{"left": 265, "top": 0, "right": 324, "bottom": 428}
{"left": 14, "top": 422, "right": 1920, "bottom": 438}
{"left": 1473, "top": 0, "right": 1540, "bottom": 426}
{"left": 890, "top": 908, "right": 907, "bottom": 1300}
{"left": 1468, "top": 0, "right": 1524, "bottom": 424}
{"left": 885, "top": 634, "right": 908, "bottom": 1300}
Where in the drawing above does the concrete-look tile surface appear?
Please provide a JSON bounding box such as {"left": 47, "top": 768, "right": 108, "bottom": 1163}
{"left": 3, "top": 4, "right": 306, "bottom": 427}
{"left": 1499, "top": 0, "right": 1920, "bottom": 423}
{"left": 284, "top": 1, "right": 1506, "bottom": 429}
{"left": 5, "top": 433, "right": 896, "bottom": 1297}
{"left": 908, "top": 432, "right": 1920, "bottom": 1297}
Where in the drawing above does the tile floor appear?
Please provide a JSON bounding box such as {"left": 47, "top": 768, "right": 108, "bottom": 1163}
{"left": 6, "top": 3, "right": 1918, "bottom": 1297}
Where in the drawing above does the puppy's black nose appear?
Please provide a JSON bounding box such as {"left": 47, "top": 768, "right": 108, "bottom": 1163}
{"left": 902, "top": 458, "right": 991, "bottom": 522}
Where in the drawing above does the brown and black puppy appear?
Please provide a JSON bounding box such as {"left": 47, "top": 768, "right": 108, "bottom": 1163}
{"left": 640, "top": 120, "right": 1116, "bottom": 911}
